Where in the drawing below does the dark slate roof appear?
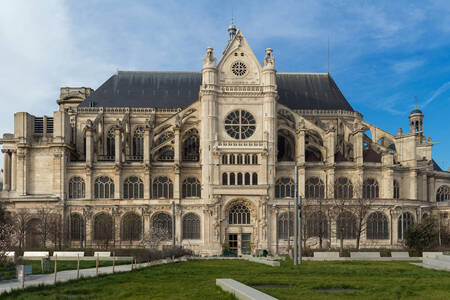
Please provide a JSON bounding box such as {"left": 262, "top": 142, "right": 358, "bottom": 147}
{"left": 79, "top": 71, "right": 354, "bottom": 111}
{"left": 432, "top": 159, "right": 443, "bottom": 172}
{"left": 410, "top": 109, "right": 423, "bottom": 115}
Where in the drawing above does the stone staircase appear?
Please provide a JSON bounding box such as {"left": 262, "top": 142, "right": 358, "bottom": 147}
{"left": 422, "top": 254, "right": 450, "bottom": 271}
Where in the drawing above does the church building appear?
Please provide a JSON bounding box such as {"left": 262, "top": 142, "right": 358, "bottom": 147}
{"left": 1, "top": 26, "right": 449, "bottom": 255}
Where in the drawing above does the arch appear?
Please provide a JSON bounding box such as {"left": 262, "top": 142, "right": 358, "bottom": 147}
{"left": 70, "top": 213, "right": 84, "bottom": 242}
{"left": 306, "top": 212, "right": 328, "bottom": 238}
{"left": 305, "top": 177, "right": 325, "bottom": 199}
{"left": 222, "top": 173, "right": 228, "bottom": 185}
{"left": 277, "top": 129, "right": 295, "bottom": 161}
{"left": 252, "top": 173, "right": 258, "bottom": 185}
{"left": 183, "top": 128, "right": 199, "bottom": 161}
{"left": 94, "top": 176, "right": 114, "bottom": 199}
{"left": 106, "top": 127, "right": 115, "bottom": 158}
{"left": 26, "top": 218, "right": 41, "bottom": 248}
{"left": 244, "top": 172, "right": 250, "bottom": 185}
{"left": 157, "top": 131, "right": 174, "bottom": 145}
{"left": 398, "top": 212, "right": 414, "bottom": 240}
{"left": 69, "top": 177, "right": 85, "bottom": 199}
{"left": 228, "top": 203, "right": 251, "bottom": 225}
{"left": 393, "top": 180, "right": 400, "bottom": 199}
{"left": 363, "top": 178, "right": 379, "bottom": 199}
{"left": 121, "top": 213, "right": 142, "bottom": 242}
{"left": 278, "top": 212, "right": 294, "bottom": 239}
{"left": 132, "top": 126, "right": 144, "bottom": 157}
{"left": 334, "top": 177, "right": 353, "bottom": 199}
{"left": 436, "top": 185, "right": 450, "bottom": 202}
{"left": 152, "top": 176, "right": 173, "bottom": 199}
{"left": 305, "top": 146, "right": 323, "bottom": 162}
{"left": 366, "top": 212, "right": 389, "bottom": 239}
{"left": 93, "top": 213, "right": 113, "bottom": 242}
{"left": 306, "top": 130, "right": 323, "bottom": 146}
{"left": 237, "top": 173, "right": 243, "bottom": 185}
{"left": 182, "top": 213, "right": 200, "bottom": 239}
{"left": 182, "top": 177, "right": 201, "bottom": 198}
{"left": 275, "top": 177, "right": 295, "bottom": 198}
{"left": 151, "top": 212, "right": 172, "bottom": 240}
{"left": 123, "top": 176, "right": 144, "bottom": 199}
{"left": 230, "top": 173, "right": 236, "bottom": 185}
{"left": 336, "top": 211, "right": 357, "bottom": 239}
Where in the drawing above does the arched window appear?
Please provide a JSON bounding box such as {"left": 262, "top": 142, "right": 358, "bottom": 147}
{"left": 152, "top": 176, "right": 173, "bottom": 199}
{"left": 230, "top": 173, "right": 236, "bottom": 185}
{"left": 398, "top": 212, "right": 414, "bottom": 240}
{"left": 182, "top": 177, "right": 201, "bottom": 198}
{"left": 275, "top": 177, "right": 295, "bottom": 198}
{"left": 94, "top": 213, "right": 113, "bottom": 241}
{"left": 222, "top": 173, "right": 228, "bottom": 185}
{"left": 244, "top": 154, "right": 250, "bottom": 164}
{"left": 366, "top": 212, "right": 389, "bottom": 239}
{"left": 252, "top": 173, "right": 258, "bottom": 185}
{"left": 94, "top": 176, "right": 114, "bottom": 199}
{"left": 393, "top": 180, "right": 400, "bottom": 199}
{"left": 336, "top": 211, "right": 356, "bottom": 239}
{"left": 229, "top": 204, "right": 251, "bottom": 225}
{"left": 306, "top": 212, "right": 328, "bottom": 238}
{"left": 222, "top": 155, "right": 228, "bottom": 164}
{"left": 25, "top": 218, "right": 41, "bottom": 248}
{"left": 334, "top": 177, "right": 353, "bottom": 199}
{"left": 106, "top": 128, "right": 115, "bottom": 158}
{"left": 278, "top": 212, "right": 293, "bottom": 239}
{"left": 182, "top": 213, "right": 200, "bottom": 239}
{"left": 230, "top": 154, "right": 235, "bottom": 164}
{"left": 277, "top": 130, "right": 295, "bottom": 161}
{"left": 436, "top": 185, "right": 450, "bottom": 202}
{"left": 132, "top": 126, "right": 144, "bottom": 157}
{"left": 123, "top": 176, "right": 144, "bottom": 199}
{"left": 183, "top": 129, "right": 199, "bottom": 161}
{"left": 252, "top": 154, "right": 258, "bottom": 165}
{"left": 245, "top": 173, "right": 250, "bottom": 185}
{"left": 121, "top": 213, "right": 142, "bottom": 242}
{"left": 69, "top": 177, "right": 85, "bottom": 199}
{"left": 363, "top": 178, "right": 379, "bottom": 199}
{"left": 157, "top": 146, "right": 174, "bottom": 161}
{"left": 70, "top": 214, "right": 84, "bottom": 242}
{"left": 151, "top": 213, "right": 172, "bottom": 240}
{"left": 237, "top": 173, "right": 243, "bottom": 185}
{"left": 237, "top": 154, "right": 243, "bottom": 164}
{"left": 305, "top": 177, "right": 325, "bottom": 199}
{"left": 157, "top": 131, "right": 174, "bottom": 145}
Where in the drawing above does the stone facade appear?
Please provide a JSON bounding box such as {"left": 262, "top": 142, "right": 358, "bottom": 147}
{"left": 1, "top": 29, "right": 449, "bottom": 255}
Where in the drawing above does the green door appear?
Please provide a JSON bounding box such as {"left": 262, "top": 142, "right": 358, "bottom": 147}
{"left": 241, "top": 234, "right": 251, "bottom": 254}
{"left": 228, "top": 234, "right": 238, "bottom": 255}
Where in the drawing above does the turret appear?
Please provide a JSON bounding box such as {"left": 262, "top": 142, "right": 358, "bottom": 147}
{"left": 409, "top": 107, "right": 424, "bottom": 135}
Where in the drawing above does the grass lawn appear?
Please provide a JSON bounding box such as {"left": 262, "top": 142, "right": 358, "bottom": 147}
{"left": 1, "top": 259, "right": 450, "bottom": 299}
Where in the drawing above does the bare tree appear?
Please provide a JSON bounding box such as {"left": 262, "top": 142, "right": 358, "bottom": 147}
{"left": 48, "top": 214, "right": 64, "bottom": 249}
{"left": 39, "top": 207, "right": 55, "bottom": 248}
{"left": 13, "top": 210, "right": 32, "bottom": 249}
{"left": 0, "top": 222, "right": 17, "bottom": 266}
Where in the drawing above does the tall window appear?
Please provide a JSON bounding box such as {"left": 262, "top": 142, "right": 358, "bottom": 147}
{"left": 393, "top": 180, "right": 400, "bottom": 199}
{"left": 123, "top": 176, "right": 144, "bottom": 199}
{"left": 132, "top": 126, "right": 144, "bottom": 157}
{"left": 244, "top": 154, "right": 250, "bottom": 164}
{"left": 334, "top": 177, "right": 353, "bottom": 199}
{"left": 222, "top": 173, "right": 228, "bottom": 185}
{"left": 237, "top": 173, "right": 243, "bottom": 185}
{"left": 70, "top": 214, "right": 84, "bottom": 241}
{"left": 182, "top": 177, "right": 201, "bottom": 198}
{"left": 121, "top": 213, "right": 142, "bottom": 242}
{"left": 436, "top": 185, "right": 450, "bottom": 202}
{"left": 306, "top": 212, "right": 328, "bottom": 238}
{"left": 222, "top": 155, "right": 228, "bottom": 164}
{"left": 229, "top": 204, "right": 250, "bottom": 225}
{"left": 336, "top": 211, "right": 356, "bottom": 239}
{"left": 157, "top": 146, "right": 174, "bottom": 161}
{"left": 275, "top": 177, "right": 295, "bottom": 198}
{"left": 252, "top": 154, "right": 258, "bottom": 165}
{"left": 366, "top": 212, "right": 388, "bottom": 239}
{"left": 106, "top": 128, "right": 115, "bottom": 158}
{"left": 252, "top": 173, "right": 258, "bottom": 185}
{"left": 183, "top": 129, "right": 199, "bottom": 161}
{"left": 230, "top": 173, "right": 236, "bottom": 185}
{"left": 151, "top": 213, "right": 172, "bottom": 240}
{"left": 94, "top": 177, "right": 114, "bottom": 199}
{"left": 363, "top": 178, "right": 379, "bottom": 199}
{"left": 278, "top": 212, "right": 293, "bottom": 239}
{"left": 152, "top": 176, "right": 173, "bottom": 199}
{"left": 230, "top": 154, "right": 235, "bottom": 164}
{"left": 237, "top": 154, "right": 243, "bottom": 164}
{"left": 245, "top": 173, "right": 250, "bottom": 185}
{"left": 94, "top": 213, "right": 113, "bottom": 241}
{"left": 398, "top": 212, "right": 414, "bottom": 240}
{"left": 69, "top": 177, "right": 85, "bottom": 199}
{"left": 305, "top": 177, "right": 325, "bottom": 199}
{"left": 182, "top": 213, "right": 200, "bottom": 239}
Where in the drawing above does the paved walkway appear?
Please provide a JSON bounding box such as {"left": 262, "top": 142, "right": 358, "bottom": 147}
{"left": 0, "top": 258, "right": 186, "bottom": 295}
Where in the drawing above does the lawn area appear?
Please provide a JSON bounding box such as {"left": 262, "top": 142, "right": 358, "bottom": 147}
{"left": 1, "top": 259, "right": 450, "bottom": 300}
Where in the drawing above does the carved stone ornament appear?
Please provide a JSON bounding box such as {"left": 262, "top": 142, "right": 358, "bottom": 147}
{"left": 203, "top": 47, "right": 216, "bottom": 66}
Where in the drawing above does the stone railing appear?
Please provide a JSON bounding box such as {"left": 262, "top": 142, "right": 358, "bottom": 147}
{"left": 294, "top": 109, "right": 363, "bottom": 119}
{"left": 216, "top": 140, "right": 265, "bottom": 149}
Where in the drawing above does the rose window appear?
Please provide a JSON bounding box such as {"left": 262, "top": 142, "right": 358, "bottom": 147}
{"left": 224, "top": 110, "right": 256, "bottom": 139}
{"left": 231, "top": 61, "right": 247, "bottom": 76}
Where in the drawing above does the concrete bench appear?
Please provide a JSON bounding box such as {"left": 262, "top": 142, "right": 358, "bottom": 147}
{"left": 391, "top": 252, "right": 410, "bottom": 258}
{"left": 422, "top": 252, "right": 443, "bottom": 258}
{"left": 350, "top": 252, "right": 380, "bottom": 259}
{"left": 23, "top": 251, "right": 49, "bottom": 258}
{"left": 53, "top": 251, "right": 85, "bottom": 257}
{"left": 94, "top": 252, "right": 111, "bottom": 257}
{"left": 246, "top": 257, "right": 280, "bottom": 267}
{"left": 313, "top": 252, "right": 340, "bottom": 259}
{"left": 216, "top": 279, "right": 278, "bottom": 300}
{"left": 0, "top": 251, "right": 15, "bottom": 257}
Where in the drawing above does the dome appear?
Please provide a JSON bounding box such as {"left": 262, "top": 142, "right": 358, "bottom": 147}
{"left": 410, "top": 108, "right": 423, "bottom": 115}
{"left": 228, "top": 23, "right": 236, "bottom": 30}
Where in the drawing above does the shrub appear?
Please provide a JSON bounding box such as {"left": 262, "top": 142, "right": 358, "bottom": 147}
{"left": 404, "top": 216, "right": 439, "bottom": 252}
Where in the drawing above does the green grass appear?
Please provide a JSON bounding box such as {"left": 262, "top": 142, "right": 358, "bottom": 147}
{"left": 1, "top": 259, "right": 450, "bottom": 299}
{"left": 21, "top": 260, "right": 130, "bottom": 275}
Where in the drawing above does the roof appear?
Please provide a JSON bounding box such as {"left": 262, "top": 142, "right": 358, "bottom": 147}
{"left": 432, "top": 159, "right": 443, "bottom": 172}
{"left": 79, "top": 71, "right": 354, "bottom": 111}
{"left": 410, "top": 109, "right": 423, "bottom": 115}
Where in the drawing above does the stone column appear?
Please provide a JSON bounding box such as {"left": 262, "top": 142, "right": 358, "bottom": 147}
{"left": 382, "top": 153, "right": 394, "bottom": 199}
{"left": 421, "top": 174, "right": 427, "bottom": 202}
{"left": 144, "top": 127, "right": 151, "bottom": 165}
{"left": 144, "top": 166, "right": 151, "bottom": 199}
{"left": 176, "top": 206, "right": 182, "bottom": 244}
{"left": 353, "top": 130, "right": 364, "bottom": 166}
{"left": 85, "top": 129, "right": 94, "bottom": 167}
{"left": 274, "top": 206, "right": 279, "bottom": 255}
{"left": 326, "top": 168, "right": 335, "bottom": 200}
{"left": 409, "top": 170, "right": 417, "bottom": 200}
{"left": 10, "top": 150, "right": 16, "bottom": 191}
{"left": 174, "top": 165, "right": 180, "bottom": 200}
{"left": 174, "top": 127, "right": 181, "bottom": 200}
{"left": 114, "top": 128, "right": 122, "bottom": 164}
{"left": 16, "top": 148, "right": 27, "bottom": 195}
{"left": 85, "top": 169, "right": 93, "bottom": 199}
{"left": 428, "top": 177, "right": 435, "bottom": 202}
{"left": 114, "top": 167, "right": 122, "bottom": 200}
{"left": 2, "top": 150, "right": 10, "bottom": 191}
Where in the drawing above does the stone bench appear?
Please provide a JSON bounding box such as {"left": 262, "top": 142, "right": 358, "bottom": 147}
{"left": 246, "top": 257, "right": 280, "bottom": 267}
{"left": 422, "top": 252, "right": 443, "bottom": 258}
{"left": 216, "top": 279, "right": 278, "bottom": 300}
{"left": 23, "top": 251, "right": 49, "bottom": 258}
{"left": 313, "top": 252, "right": 340, "bottom": 259}
{"left": 0, "top": 251, "right": 15, "bottom": 257}
{"left": 391, "top": 252, "right": 410, "bottom": 258}
{"left": 350, "top": 252, "right": 380, "bottom": 259}
{"left": 53, "top": 251, "right": 85, "bottom": 257}
{"left": 94, "top": 252, "right": 111, "bottom": 257}
{"left": 422, "top": 254, "right": 450, "bottom": 271}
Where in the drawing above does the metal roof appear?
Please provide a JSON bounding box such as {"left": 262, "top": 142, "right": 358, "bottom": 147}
{"left": 79, "top": 71, "right": 354, "bottom": 111}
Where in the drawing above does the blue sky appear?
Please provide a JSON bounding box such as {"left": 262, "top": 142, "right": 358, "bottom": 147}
{"left": 0, "top": 0, "right": 449, "bottom": 170}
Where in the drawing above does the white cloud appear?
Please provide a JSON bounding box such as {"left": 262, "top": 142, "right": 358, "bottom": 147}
{"left": 392, "top": 59, "right": 425, "bottom": 74}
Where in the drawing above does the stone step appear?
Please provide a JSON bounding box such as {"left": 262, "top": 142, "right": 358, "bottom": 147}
{"left": 422, "top": 258, "right": 450, "bottom": 271}
{"left": 435, "top": 254, "right": 450, "bottom": 262}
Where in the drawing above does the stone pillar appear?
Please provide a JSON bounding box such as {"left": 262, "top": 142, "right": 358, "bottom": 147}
{"left": 114, "top": 128, "right": 122, "bottom": 164}
{"left": 421, "top": 174, "right": 427, "bottom": 202}
{"left": 382, "top": 153, "right": 394, "bottom": 199}
{"left": 114, "top": 167, "right": 122, "bottom": 200}
{"left": 176, "top": 207, "right": 182, "bottom": 244}
{"left": 144, "top": 166, "right": 151, "bottom": 199}
{"left": 10, "top": 150, "right": 16, "bottom": 191}
{"left": 325, "top": 128, "right": 336, "bottom": 165}
{"left": 16, "top": 148, "right": 27, "bottom": 195}
{"left": 174, "top": 128, "right": 181, "bottom": 200}
{"left": 174, "top": 165, "right": 180, "bottom": 200}
{"left": 85, "top": 169, "right": 93, "bottom": 199}
{"left": 296, "top": 129, "right": 305, "bottom": 164}
{"left": 144, "top": 127, "right": 151, "bottom": 165}
{"left": 409, "top": 170, "right": 417, "bottom": 200}
{"left": 85, "top": 129, "right": 94, "bottom": 167}
{"left": 353, "top": 131, "right": 363, "bottom": 166}
{"left": 2, "top": 150, "right": 10, "bottom": 191}
{"left": 274, "top": 206, "right": 279, "bottom": 255}
{"left": 428, "top": 177, "right": 435, "bottom": 202}
{"left": 326, "top": 168, "right": 335, "bottom": 199}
